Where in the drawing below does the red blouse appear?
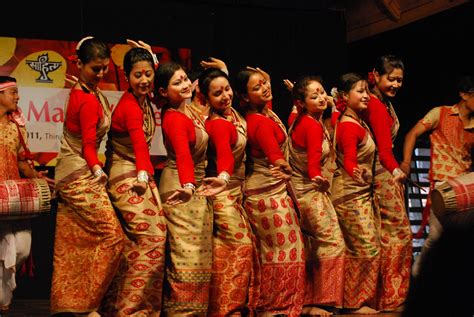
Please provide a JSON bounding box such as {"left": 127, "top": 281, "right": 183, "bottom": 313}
{"left": 111, "top": 91, "right": 154, "bottom": 175}
{"left": 291, "top": 115, "right": 323, "bottom": 179}
{"left": 205, "top": 118, "right": 237, "bottom": 175}
{"left": 288, "top": 111, "right": 297, "bottom": 127}
{"left": 336, "top": 121, "right": 367, "bottom": 177}
{"left": 362, "top": 96, "right": 399, "bottom": 173}
{"left": 162, "top": 109, "right": 196, "bottom": 185}
{"left": 64, "top": 89, "right": 104, "bottom": 169}
{"left": 246, "top": 113, "right": 285, "bottom": 164}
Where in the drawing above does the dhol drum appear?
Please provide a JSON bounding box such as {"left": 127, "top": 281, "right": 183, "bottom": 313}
{"left": 431, "top": 172, "right": 474, "bottom": 228}
{"left": 0, "top": 178, "right": 51, "bottom": 220}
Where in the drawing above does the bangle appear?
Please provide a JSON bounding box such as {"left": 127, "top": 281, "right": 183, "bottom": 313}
{"left": 182, "top": 183, "right": 196, "bottom": 194}
{"left": 400, "top": 161, "right": 410, "bottom": 166}
{"left": 392, "top": 168, "right": 404, "bottom": 177}
{"left": 217, "top": 172, "right": 230, "bottom": 184}
{"left": 94, "top": 168, "right": 105, "bottom": 178}
{"left": 137, "top": 170, "right": 149, "bottom": 183}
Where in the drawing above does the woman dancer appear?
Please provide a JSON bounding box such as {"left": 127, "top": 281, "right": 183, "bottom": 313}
{"left": 102, "top": 47, "right": 166, "bottom": 316}
{"left": 363, "top": 55, "right": 412, "bottom": 311}
{"left": 51, "top": 37, "right": 125, "bottom": 316}
{"left": 155, "top": 62, "right": 221, "bottom": 315}
{"left": 234, "top": 67, "right": 305, "bottom": 316}
{"left": 289, "top": 76, "right": 345, "bottom": 316}
{"left": 198, "top": 68, "right": 259, "bottom": 315}
{"left": 331, "top": 73, "right": 380, "bottom": 315}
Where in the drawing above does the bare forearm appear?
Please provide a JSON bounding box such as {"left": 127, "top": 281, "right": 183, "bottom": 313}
{"left": 18, "top": 161, "right": 36, "bottom": 178}
{"left": 402, "top": 131, "right": 417, "bottom": 164}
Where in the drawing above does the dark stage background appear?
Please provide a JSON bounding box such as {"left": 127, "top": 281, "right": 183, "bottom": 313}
{"left": 347, "top": 1, "right": 474, "bottom": 153}
{"left": 1, "top": 0, "right": 473, "bottom": 300}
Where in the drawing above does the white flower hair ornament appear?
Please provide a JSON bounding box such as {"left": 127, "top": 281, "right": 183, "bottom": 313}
{"left": 75, "top": 36, "right": 94, "bottom": 51}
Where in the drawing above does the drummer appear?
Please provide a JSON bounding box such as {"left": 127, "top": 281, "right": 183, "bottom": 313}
{"left": 401, "top": 74, "right": 474, "bottom": 276}
{"left": 0, "top": 76, "right": 53, "bottom": 313}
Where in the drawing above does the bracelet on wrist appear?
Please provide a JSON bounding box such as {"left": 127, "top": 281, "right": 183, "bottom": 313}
{"left": 137, "top": 170, "right": 149, "bottom": 183}
{"left": 94, "top": 168, "right": 105, "bottom": 178}
{"left": 182, "top": 183, "right": 196, "bottom": 194}
{"left": 217, "top": 172, "right": 230, "bottom": 184}
{"left": 392, "top": 168, "right": 404, "bottom": 177}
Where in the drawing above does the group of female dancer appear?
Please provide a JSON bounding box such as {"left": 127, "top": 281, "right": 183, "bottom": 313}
{"left": 45, "top": 36, "right": 413, "bottom": 316}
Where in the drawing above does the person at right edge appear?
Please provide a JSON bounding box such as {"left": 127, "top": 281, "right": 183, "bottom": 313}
{"left": 362, "top": 55, "right": 412, "bottom": 312}
{"left": 401, "top": 74, "right": 474, "bottom": 277}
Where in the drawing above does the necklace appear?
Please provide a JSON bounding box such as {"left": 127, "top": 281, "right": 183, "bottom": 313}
{"left": 215, "top": 109, "right": 240, "bottom": 126}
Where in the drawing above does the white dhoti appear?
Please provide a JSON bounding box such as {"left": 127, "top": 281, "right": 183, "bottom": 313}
{"left": 0, "top": 222, "right": 31, "bottom": 306}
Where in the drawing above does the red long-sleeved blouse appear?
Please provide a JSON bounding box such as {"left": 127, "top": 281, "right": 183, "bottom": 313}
{"left": 162, "top": 110, "right": 196, "bottom": 185}
{"left": 64, "top": 89, "right": 104, "bottom": 169}
{"left": 110, "top": 91, "right": 154, "bottom": 175}
{"left": 336, "top": 121, "right": 366, "bottom": 177}
{"left": 246, "top": 113, "right": 285, "bottom": 164}
{"left": 205, "top": 118, "right": 237, "bottom": 175}
{"left": 362, "top": 96, "right": 399, "bottom": 172}
{"left": 291, "top": 115, "right": 323, "bottom": 179}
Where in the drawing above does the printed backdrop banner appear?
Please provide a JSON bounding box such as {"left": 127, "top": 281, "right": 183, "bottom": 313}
{"left": 0, "top": 36, "right": 192, "bottom": 166}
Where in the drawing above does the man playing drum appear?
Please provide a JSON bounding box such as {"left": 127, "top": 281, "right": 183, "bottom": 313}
{"left": 0, "top": 76, "right": 53, "bottom": 313}
{"left": 401, "top": 74, "right": 474, "bottom": 276}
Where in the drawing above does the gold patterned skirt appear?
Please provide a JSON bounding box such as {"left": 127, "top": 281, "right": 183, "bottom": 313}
{"left": 298, "top": 190, "right": 345, "bottom": 308}
{"left": 51, "top": 174, "right": 125, "bottom": 314}
{"left": 101, "top": 169, "right": 167, "bottom": 317}
{"left": 208, "top": 184, "right": 260, "bottom": 316}
{"left": 160, "top": 165, "right": 213, "bottom": 316}
{"left": 244, "top": 181, "right": 305, "bottom": 316}
{"left": 374, "top": 166, "right": 412, "bottom": 311}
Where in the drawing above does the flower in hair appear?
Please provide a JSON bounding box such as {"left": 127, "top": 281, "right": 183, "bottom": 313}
{"left": 67, "top": 54, "right": 78, "bottom": 64}
{"left": 330, "top": 87, "right": 338, "bottom": 98}
{"left": 335, "top": 96, "right": 347, "bottom": 112}
{"left": 75, "top": 36, "right": 94, "bottom": 51}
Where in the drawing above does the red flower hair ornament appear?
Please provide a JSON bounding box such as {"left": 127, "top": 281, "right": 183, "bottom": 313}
{"left": 331, "top": 87, "right": 347, "bottom": 112}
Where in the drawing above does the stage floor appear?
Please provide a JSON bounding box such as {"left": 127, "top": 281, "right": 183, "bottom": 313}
{"left": 2, "top": 299, "right": 403, "bottom": 317}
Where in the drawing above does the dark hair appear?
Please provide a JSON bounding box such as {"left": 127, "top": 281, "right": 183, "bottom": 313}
{"left": 337, "top": 72, "right": 366, "bottom": 95}
{"left": 198, "top": 68, "right": 230, "bottom": 98}
{"left": 373, "top": 54, "right": 404, "bottom": 76}
{"left": 0, "top": 76, "right": 16, "bottom": 84}
{"left": 457, "top": 74, "right": 474, "bottom": 93}
{"left": 123, "top": 47, "right": 154, "bottom": 78}
{"left": 154, "top": 61, "right": 185, "bottom": 92}
{"left": 292, "top": 75, "right": 323, "bottom": 102}
{"left": 233, "top": 69, "right": 254, "bottom": 98}
{"left": 76, "top": 38, "right": 110, "bottom": 64}
{"left": 188, "top": 68, "right": 204, "bottom": 83}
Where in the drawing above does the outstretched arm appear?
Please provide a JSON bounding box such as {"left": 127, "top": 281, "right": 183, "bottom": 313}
{"left": 401, "top": 121, "right": 430, "bottom": 175}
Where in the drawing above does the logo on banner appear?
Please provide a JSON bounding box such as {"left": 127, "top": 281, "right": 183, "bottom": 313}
{"left": 26, "top": 54, "right": 62, "bottom": 83}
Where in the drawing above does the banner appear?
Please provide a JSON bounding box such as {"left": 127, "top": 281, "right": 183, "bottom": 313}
{"left": 0, "top": 36, "right": 192, "bottom": 166}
